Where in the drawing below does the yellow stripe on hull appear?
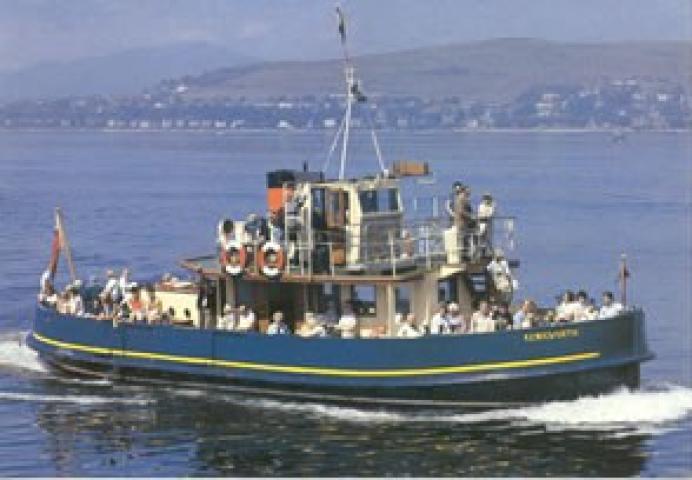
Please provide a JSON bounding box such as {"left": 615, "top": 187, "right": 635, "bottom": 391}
{"left": 31, "top": 332, "right": 600, "bottom": 378}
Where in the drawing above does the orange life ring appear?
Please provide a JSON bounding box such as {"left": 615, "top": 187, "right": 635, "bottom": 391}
{"left": 257, "top": 241, "right": 285, "bottom": 278}
{"left": 220, "top": 240, "right": 248, "bottom": 276}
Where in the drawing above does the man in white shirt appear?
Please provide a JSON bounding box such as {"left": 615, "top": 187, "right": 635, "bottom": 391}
{"left": 267, "top": 311, "right": 290, "bottom": 335}
{"left": 599, "top": 291, "right": 624, "bottom": 319}
{"left": 397, "top": 313, "right": 422, "bottom": 338}
{"left": 429, "top": 303, "right": 450, "bottom": 335}
{"left": 471, "top": 301, "right": 496, "bottom": 333}
{"left": 236, "top": 305, "right": 257, "bottom": 332}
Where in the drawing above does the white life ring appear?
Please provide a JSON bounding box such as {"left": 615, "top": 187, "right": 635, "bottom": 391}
{"left": 220, "top": 240, "right": 247, "bottom": 276}
{"left": 258, "top": 241, "right": 285, "bottom": 278}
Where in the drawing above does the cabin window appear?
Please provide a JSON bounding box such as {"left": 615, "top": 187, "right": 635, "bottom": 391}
{"left": 395, "top": 285, "right": 412, "bottom": 315}
{"left": 351, "top": 285, "right": 376, "bottom": 317}
{"left": 438, "top": 278, "right": 458, "bottom": 303}
{"left": 359, "top": 188, "right": 400, "bottom": 214}
{"left": 311, "top": 187, "right": 326, "bottom": 230}
{"left": 326, "top": 189, "right": 349, "bottom": 228}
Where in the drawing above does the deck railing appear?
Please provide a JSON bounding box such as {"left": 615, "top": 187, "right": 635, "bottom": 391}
{"left": 280, "top": 215, "right": 515, "bottom": 277}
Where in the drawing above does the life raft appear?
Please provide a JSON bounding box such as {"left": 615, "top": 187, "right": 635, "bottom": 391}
{"left": 220, "top": 240, "right": 248, "bottom": 276}
{"left": 257, "top": 241, "right": 285, "bottom": 278}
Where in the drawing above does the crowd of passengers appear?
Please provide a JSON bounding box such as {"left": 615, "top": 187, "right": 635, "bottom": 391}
{"left": 39, "top": 268, "right": 181, "bottom": 324}
{"left": 39, "top": 266, "right": 625, "bottom": 337}
{"left": 218, "top": 289, "right": 625, "bottom": 339}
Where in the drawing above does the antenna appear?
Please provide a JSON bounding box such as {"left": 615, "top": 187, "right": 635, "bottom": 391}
{"left": 323, "top": 5, "right": 385, "bottom": 180}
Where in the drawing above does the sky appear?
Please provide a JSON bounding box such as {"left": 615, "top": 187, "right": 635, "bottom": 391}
{"left": 0, "top": 0, "right": 689, "bottom": 72}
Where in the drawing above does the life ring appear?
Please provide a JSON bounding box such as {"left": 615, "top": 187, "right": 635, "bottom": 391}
{"left": 258, "top": 241, "right": 285, "bottom": 278}
{"left": 220, "top": 240, "right": 247, "bottom": 276}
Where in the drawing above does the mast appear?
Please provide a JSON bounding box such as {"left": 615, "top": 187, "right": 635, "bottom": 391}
{"left": 326, "top": 6, "right": 385, "bottom": 180}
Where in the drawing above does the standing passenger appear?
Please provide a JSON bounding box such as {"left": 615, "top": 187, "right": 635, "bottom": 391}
{"left": 477, "top": 193, "right": 496, "bottom": 254}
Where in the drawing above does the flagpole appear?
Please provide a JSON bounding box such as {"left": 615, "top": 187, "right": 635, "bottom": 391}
{"left": 619, "top": 253, "right": 628, "bottom": 307}
{"left": 56, "top": 207, "right": 77, "bottom": 283}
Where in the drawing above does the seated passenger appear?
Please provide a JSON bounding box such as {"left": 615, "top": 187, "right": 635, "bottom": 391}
{"left": 471, "top": 301, "right": 496, "bottom": 333}
{"left": 68, "top": 280, "right": 84, "bottom": 316}
{"left": 599, "top": 291, "right": 624, "bottom": 319}
{"left": 220, "top": 304, "right": 237, "bottom": 331}
{"left": 267, "top": 311, "right": 290, "bottom": 335}
{"left": 397, "top": 313, "right": 422, "bottom": 338}
{"left": 555, "top": 291, "right": 578, "bottom": 322}
{"left": 40, "top": 283, "right": 58, "bottom": 307}
{"left": 145, "top": 285, "right": 163, "bottom": 323}
{"left": 98, "top": 293, "right": 115, "bottom": 319}
{"left": 297, "top": 312, "right": 327, "bottom": 338}
{"left": 127, "top": 284, "right": 146, "bottom": 322}
{"left": 429, "top": 303, "right": 450, "bottom": 335}
{"left": 236, "top": 305, "right": 257, "bottom": 332}
{"left": 447, "top": 302, "right": 467, "bottom": 333}
{"left": 56, "top": 291, "right": 71, "bottom": 314}
{"left": 492, "top": 303, "right": 512, "bottom": 330}
{"left": 512, "top": 300, "right": 531, "bottom": 329}
{"left": 336, "top": 304, "right": 357, "bottom": 339}
{"left": 38, "top": 269, "right": 54, "bottom": 304}
{"left": 322, "top": 300, "right": 339, "bottom": 327}
{"left": 573, "top": 290, "right": 591, "bottom": 321}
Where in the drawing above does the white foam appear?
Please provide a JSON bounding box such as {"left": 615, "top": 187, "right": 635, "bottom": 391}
{"left": 0, "top": 391, "right": 154, "bottom": 406}
{"left": 0, "top": 332, "right": 47, "bottom": 374}
{"left": 221, "top": 386, "right": 692, "bottom": 436}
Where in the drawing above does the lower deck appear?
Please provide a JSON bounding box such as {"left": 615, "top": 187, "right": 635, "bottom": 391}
{"left": 29, "top": 306, "right": 653, "bottom": 401}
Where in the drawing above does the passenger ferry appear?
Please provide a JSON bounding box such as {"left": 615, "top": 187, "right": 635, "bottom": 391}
{"left": 28, "top": 9, "right": 653, "bottom": 406}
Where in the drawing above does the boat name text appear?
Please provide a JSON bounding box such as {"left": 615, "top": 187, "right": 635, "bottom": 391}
{"left": 524, "top": 328, "right": 579, "bottom": 342}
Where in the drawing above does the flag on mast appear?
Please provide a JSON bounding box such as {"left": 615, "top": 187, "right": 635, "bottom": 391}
{"left": 54, "top": 207, "right": 77, "bottom": 283}
{"left": 46, "top": 222, "right": 61, "bottom": 277}
{"left": 336, "top": 6, "right": 347, "bottom": 44}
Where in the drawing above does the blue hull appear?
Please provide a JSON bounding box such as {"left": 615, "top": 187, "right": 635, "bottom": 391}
{"left": 28, "top": 306, "right": 653, "bottom": 404}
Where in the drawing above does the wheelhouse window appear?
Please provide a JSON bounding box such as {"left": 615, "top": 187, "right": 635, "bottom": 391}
{"left": 359, "top": 188, "right": 400, "bottom": 214}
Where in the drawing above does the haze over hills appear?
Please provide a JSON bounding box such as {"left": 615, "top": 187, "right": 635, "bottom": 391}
{"left": 0, "top": 42, "right": 255, "bottom": 101}
{"left": 170, "top": 38, "right": 691, "bottom": 103}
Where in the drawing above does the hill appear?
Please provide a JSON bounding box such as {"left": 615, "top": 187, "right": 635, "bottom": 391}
{"left": 0, "top": 42, "right": 255, "bottom": 102}
{"left": 173, "top": 38, "right": 691, "bottom": 102}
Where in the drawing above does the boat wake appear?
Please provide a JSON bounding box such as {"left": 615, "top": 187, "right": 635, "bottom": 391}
{"left": 0, "top": 331, "right": 47, "bottom": 374}
{"left": 0, "top": 390, "right": 154, "bottom": 406}
{"left": 225, "top": 385, "right": 692, "bottom": 436}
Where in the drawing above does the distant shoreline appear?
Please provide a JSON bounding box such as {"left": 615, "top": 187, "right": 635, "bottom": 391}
{"left": 0, "top": 127, "right": 689, "bottom": 135}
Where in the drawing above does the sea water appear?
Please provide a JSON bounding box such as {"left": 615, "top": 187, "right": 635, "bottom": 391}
{"left": 0, "top": 130, "right": 690, "bottom": 476}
